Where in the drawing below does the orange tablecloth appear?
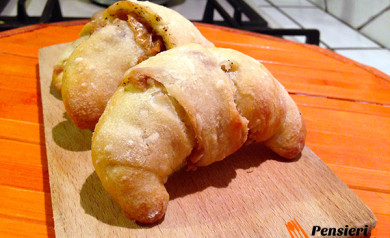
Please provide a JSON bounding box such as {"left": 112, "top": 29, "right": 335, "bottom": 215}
{"left": 0, "top": 21, "right": 389, "bottom": 237}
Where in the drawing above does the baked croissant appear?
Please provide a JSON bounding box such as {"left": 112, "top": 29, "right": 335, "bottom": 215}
{"left": 91, "top": 44, "right": 306, "bottom": 223}
{"left": 58, "top": 0, "right": 213, "bottom": 130}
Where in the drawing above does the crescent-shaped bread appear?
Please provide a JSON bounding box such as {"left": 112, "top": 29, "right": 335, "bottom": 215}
{"left": 60, "top": 0, "right": 213, "bottom": 130}
{"left": 92, "top": 44, "right": 306, "bottom": 223}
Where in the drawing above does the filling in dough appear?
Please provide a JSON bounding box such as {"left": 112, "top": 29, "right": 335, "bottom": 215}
{"left": 91, "top": 3, "right": 166, "bottom": 63}
{"left": 126, "top": 14, "right": 165, "bottom": 62}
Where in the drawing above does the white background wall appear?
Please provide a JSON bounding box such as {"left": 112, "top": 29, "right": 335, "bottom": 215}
{"left": 309, "top": 0, "right": 390, "bottom": 48}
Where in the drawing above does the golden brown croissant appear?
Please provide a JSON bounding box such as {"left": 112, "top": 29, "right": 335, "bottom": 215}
{"left": 57, "top": 0, "right": 213, "bottom": 130}
{"left": 91, "top": 44, "right": 306, "bottom": 223}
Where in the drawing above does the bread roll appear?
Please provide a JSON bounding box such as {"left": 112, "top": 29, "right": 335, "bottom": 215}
{"left": 57, "top": 0, "right": 213, "bottom": 130}
{"left": 92, "top": 44, "right": 306, "bottom": 223}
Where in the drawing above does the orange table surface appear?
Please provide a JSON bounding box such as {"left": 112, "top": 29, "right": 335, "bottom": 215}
{"left": 0, "top": 21, "right": 389, "bottom": 237}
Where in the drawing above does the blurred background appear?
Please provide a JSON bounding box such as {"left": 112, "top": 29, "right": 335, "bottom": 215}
{"left": 1, "top": 0, "right": 389, "bottom": 75}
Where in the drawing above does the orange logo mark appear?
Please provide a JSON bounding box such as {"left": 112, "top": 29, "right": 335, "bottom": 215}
{"left": 285, "top": 218, "right": 309, "bottom": 238}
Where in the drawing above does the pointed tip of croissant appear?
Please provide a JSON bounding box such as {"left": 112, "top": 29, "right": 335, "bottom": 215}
{"left": 128, "top": 198, "right": 168, "bottom": 224}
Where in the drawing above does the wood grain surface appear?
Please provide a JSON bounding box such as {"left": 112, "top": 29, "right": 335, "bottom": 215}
{"left": 0, "top": 21, "right": 389, "bottom": 237}
{"left": 38, "top": 42, "right": 376, "bottom": 237}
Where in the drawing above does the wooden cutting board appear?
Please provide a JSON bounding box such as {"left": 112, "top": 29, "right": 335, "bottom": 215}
{"left": 39, "top": 44, "right": 376, "bottom": 238}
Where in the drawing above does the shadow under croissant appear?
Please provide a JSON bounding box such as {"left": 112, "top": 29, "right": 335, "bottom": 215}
{"left": 80, "top": 172, "right": 167, "bottom": 229}
{"left": 80, "top": 172, "right": 142, "bottom": 228}
{"left": 80, "top": 143, "right": 301, "bottom": 228}
{"left": 49, "top": 83, "right": 62, "bottom": 101}
{"left": 165, "top": 143, "right": 299, "bottom": 200}
{"left": 52, "top": 113, "right": 92, "bottom": 151}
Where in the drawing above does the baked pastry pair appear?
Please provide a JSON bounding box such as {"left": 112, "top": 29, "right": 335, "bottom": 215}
{"left": 53, "top": 0, "right": 306, "bottom": 224}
